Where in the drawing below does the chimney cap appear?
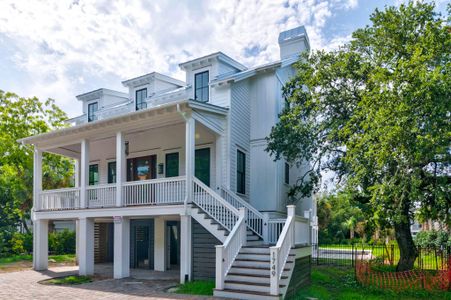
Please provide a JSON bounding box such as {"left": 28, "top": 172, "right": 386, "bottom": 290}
{"left": 278, "top": 25, "right": 309, "bottom": 45}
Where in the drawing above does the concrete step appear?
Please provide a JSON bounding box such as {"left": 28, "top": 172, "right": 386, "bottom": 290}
{"left": 214, "top": 289, "right": 281, "bottom": 300}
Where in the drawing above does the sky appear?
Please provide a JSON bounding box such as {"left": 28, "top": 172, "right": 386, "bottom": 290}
{"left": 0, "top": 0, "right": 448, "bottom": 118}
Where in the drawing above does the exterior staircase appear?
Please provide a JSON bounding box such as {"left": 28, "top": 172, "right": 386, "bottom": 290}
{"left": 190, "top": 178, "right": 299, "bottom": 300}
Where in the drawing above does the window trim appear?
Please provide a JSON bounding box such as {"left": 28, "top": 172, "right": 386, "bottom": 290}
{"left": 135, "top": 88, "right": 148, "bottom": 111}
{"left": 236, "top": 149, "right": 246, "bottom": 194}
{"left": 87, "top": 102, "right": 98, "bottom": 122}
{"left": 194, "top": 70, "right": 210, "bottom": 102}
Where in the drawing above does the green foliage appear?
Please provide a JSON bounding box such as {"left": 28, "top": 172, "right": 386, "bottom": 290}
{"left": 414, "top": 230, "right": 451, "bottom": 248}
{"left": 48, "top": 229, "right": 76, "bottom": 255}
{"left": 46, "top": 275, "right": 91, "bottom": 285}
{"left": 175, "top": 280, "right": 215, "bottom": 295}
{"left": 10, "top": 232, "right": 33, "bottom": 255}
{"left": 266, "top": 1, "right": 450, "bottom": 270}
{"left": 317, "top": 192, "right": 367, "bottom": 244}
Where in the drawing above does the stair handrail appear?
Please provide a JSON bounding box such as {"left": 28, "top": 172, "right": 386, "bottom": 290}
{"left": 193, "top": 178, "right": 240, "bottom": 231}
{"left": 269, "top": 205, "right": 296, "bottom": 296}
{"left": 219, "top": 186, "right": 264, "bottom": 238}
{"left": 215, "top": 207, "right": 247, "bottom": 290}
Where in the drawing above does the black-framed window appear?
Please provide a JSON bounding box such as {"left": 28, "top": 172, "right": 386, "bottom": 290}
{"left": 165, "top": 153, "right": 179, "bottom": 177}
{"left": 237, "top": 150, "right": 245, "bottom": 194}
{"left": 136, "top": 88, "right": 147, "bottom": 110}
{"left": 89, "top": 164, "right": 99, "bottom": 186}
{"left": 194, "top": 71, "right": 209, "bottom": 102}
{"left": 108, "top": 161, "right": 116, "bottom": 184}
{"left": 285, "top": 162, "right": 290, "bottom": 184}
{"left": 88, "top": 102, "right": 98, "bottom": 122}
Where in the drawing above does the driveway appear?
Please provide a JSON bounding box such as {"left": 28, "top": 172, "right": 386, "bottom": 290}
{"left": 0, "top": 266, "right": 218, "bottom": 300}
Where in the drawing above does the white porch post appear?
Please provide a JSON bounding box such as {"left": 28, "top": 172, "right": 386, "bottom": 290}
{"left": 154, "top": 217, "right": 167, "bottom": 271}
{"left": 74, "top": 159, "right": 80, "bottom": 188}
{"left": 75, "top": 219, "right": 80, "bottom": 265}
{"left": 114, "top": 216, "right": 130, "bottom": 279}
{"left": 180, "top": 213, "right": 192, "bottom": 283}
{"left": 80, "top": 139, "right": 90, "bottom": 208}
{"left": 33, "top": 147, "right": 42, "bottom": 211}
{"left": 215, "top": 134, "right": 224, "bottom": 189}
{"left": 185, "top": 117, "right": 195, "bottom": 204}
{"left": 116, "top": 132, "right": 125, "bottom": 207}
{"left": 287, "top": 205, "right": 296, "bottom": 245}
{"left": 32, "top": 219, "right": 48, "bottom": 270}
{"left": 78, "top": 217, "right": 94, "bottom": 275}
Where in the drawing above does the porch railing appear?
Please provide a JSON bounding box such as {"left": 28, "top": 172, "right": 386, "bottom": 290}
{"left": 269, "top": 205, "right": 295, "bottom": 296}
{"left": 39, "top": 187, "right": 80, "bottom": 210}
{"left": 193, "top": 178, "right": 240, "bottom": 231}
{"left": 215, "top": 207, "right": 247, "bottom": 290}
{"left": 268, "top": 219, "right": 286, "bottom": 244}
{"left": 123, "top": 176, "right": 186, "bottom": 206}
{"left": 219, "top": 186, "right": 264, "bottom": 238}
{"left": 87, "top": 183, "right": 116, "bottom": 208}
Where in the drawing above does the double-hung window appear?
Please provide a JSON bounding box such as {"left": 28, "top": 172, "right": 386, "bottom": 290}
{"left": 237, "top": 150, "right": 246, "bottom": 194}
{"left": 194, "top": 71, "right": 209, "bottom": 102}
{"left": 136, "top": 88, "right": 147, "bottom": 110}
{"left": 89, "top": 164, "right": 99, "bottom": 186}
{"left": 88, "top": 102, "right": 98, "bottom": 122}
{"left": 284, "top": 163, "right": 290, "bottom": 184}
{"left": 107, "top": 161, "right": 116, "bottom": 184}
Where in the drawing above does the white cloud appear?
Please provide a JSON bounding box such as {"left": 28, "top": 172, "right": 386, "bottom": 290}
{"left": 0, "top": 0, "right": 359, "bottom": 117}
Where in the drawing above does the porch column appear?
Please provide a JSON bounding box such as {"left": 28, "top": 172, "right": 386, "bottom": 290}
{"left": 215, "top": 135, "right": 224, "bottom": 189}
{"left": 154, "top": 217, "right": 167, "bottom": 271}
{"left": 75, "top": 219, "right": 80, "bottom": 265}
{"left": 74, "top": 159, "right": 80, "bottom": 188}
{"left": 185, "top": 117, "right": 195, "bottom": 204}
{"left": 32, "top": 219, "right": 48, "bottom": 270}
{"left": 80, "top": 139, "right": 90, "bottom": 208}
{"left": 116, "top": 132, "right": 125, "bottom": 207}
{"left": 78, "top": 217, "right": 94, "bottom": 275}
{"left": 33, "top": 147, "right": 42, "bottom": 210}
{"left": 114, "top": 217, "right": 130, "bottom": 279}
{"left": 180, "top": 213, "right": 192, "bottom": 283}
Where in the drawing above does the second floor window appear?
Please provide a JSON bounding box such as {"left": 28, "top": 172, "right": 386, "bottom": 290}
{"left": 194, "top": 71, "right": 209, "bottom": 102}
{"left": 89, "top": 164, "right": 99, "bottom": 186}
{"left": 136, "top": 88, "right": 147, "bottom": 110}
{"left": 88, "top": 102, "right": 98, "bottom": 122}
{"left": 237, "top": 150, "right": 245, "bottom": 194}
{"left": 108, "top": 161, "right": 116, "bottom": 184}
{"left": 285, "top": 162, "right": 290, "bottom": 184}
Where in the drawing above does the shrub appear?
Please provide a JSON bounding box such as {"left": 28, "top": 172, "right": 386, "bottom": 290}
{"left": 48, "top": 229, "right": 75, "bottom": 255}
{"left": 10, "top": 232, "right": 33, "bottom": 254}
{"left": 414, "top": 230, "right": 450, "bottom": 248}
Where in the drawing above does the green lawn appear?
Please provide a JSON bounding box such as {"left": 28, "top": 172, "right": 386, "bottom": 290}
{"left": 0, "top": 254, "right": 76, "bottom": 265}
{"left": 290, "top": 266, "right": 451, "bottom": 300}
{"left": 174, "top": 280, "right": 215, "bottom": 296}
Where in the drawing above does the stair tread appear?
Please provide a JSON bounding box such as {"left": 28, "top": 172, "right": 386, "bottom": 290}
{"left": 215, "top": 289, "right": 282, "bottom": 297}
{"left": 228, "top": 273, "right": 288, "bottom": 279}
{"left": 231, "top": 266, "right": 292, "bottom": 271}
{"left": 225, "top": 280, "right": 286, "bottom": 287}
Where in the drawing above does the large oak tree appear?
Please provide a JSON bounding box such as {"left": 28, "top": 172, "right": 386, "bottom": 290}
{"left": 266, "top": 1, "right": 450, "bottom": 271}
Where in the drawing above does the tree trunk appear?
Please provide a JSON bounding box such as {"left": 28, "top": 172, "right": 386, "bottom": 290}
{"left": 394, "top": 218, "right": 418, "bottom": 271}
{"left": 350, "top": 228, "right": 354, "bottom": 239}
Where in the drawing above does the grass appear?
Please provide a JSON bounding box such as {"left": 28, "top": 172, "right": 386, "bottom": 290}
{"left": 290, "top": 266, "right": 451, "bottom": 300}
{"left": 174, "top": 280, "right": 215, "bottom": 296}
{"left": 46, "top": 275, "right": 92, "bottom": 285}
{"left": 0, "top": 254, "right": 76, "bottom": 265}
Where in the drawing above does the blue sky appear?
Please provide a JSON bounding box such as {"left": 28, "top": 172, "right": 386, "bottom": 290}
{"left": 0, "top": 0, "right": 448, "bottom": 118}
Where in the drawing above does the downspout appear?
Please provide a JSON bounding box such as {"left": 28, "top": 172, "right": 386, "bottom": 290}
{"left": 177, "top": 103, "right": 190, "bottom": 213}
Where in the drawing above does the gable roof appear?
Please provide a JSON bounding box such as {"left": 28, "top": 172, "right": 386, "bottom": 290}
{"left": 179, "top": 51, "right": 247, "bottom": 72}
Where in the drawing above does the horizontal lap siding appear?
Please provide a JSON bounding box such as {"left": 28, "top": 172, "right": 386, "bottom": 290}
{"left": 192, "top": 220, "right": 220, "bottom": 280}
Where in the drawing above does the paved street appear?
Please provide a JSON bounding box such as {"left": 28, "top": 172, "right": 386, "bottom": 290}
{"left": 0, "top": 266, "right": 217, "bottom": 300}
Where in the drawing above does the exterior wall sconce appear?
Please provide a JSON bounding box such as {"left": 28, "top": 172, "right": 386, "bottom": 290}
{"left": 158, "top": 163, "right": 164, "bottom": 175}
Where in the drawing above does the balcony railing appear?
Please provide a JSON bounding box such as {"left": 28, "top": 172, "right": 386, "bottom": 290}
{"left": 36, "top": 176, "right": 186, "bottom": 211}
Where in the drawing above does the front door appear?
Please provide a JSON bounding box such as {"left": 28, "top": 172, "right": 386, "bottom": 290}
{"left": 127, "top": 155, "right": 157, "bottom": 181}
{"left": 166, "top": 221, "right": 180, "bottom": 269}
{"left": 195, "top": 148, "right": 210, "bottom": 186}
{"left": 130, "top": 220, "right": 154, "bottom": 269}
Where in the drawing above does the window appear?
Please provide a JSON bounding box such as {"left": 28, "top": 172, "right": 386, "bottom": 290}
{"left": 108, "top": 161, "right": 116, "bottom": 184}
{"left": 165, "top": 153, "right": 179, "bottom": 177}
{"left": 136, "top": 88, "right": 147, "bottom": 110}
{"left": 285, "top": 162, "right": 290, "bottom": 184}
{"left": 194, "top": 71, "right": 209, "bottom": 102}
{"left": 127, "top": 155, "right": 157, "bottom": 181}
{"left": 237, "top": 150, "right": 245, "bottom": 194}
{"left": 89, "top": 164, "right": 99, "bottom": 186}
{"left": 88, "top": 102, "right": 98, "bottom": 122}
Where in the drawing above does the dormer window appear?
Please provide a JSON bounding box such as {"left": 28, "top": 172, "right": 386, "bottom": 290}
{"left": 194, "top": 71, "right": 209, "bottom": 102}
{"left": 136, "top": 88, "right": 147, "bottom": 110}
{"left": 88, "top": 102, "right": 98, "bottom": 122}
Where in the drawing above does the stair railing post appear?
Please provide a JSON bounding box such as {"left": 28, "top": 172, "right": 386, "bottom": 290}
{"left": 263, "top": 212, "right": 269, "bottom": 244}
{"left": 287, "top": 205, "right": 296, "bottom": 245}
{"left": 238, "top": 207, "right": 247, "bottom": 246}
{"left": 270, "top": 246, "right": 279, "bottom": 295}
{"left": 215, "top": 245, "right": 224, "bottom": 290}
